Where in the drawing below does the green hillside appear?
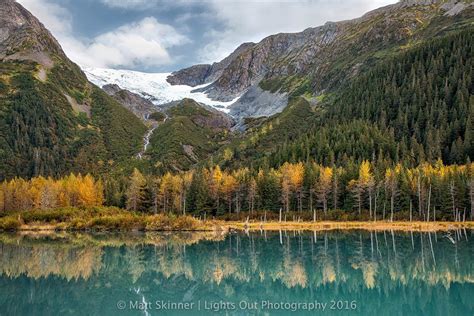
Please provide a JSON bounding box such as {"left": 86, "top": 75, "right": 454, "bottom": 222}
{"left": 214, "top": 28, "right": 473, "bottom": 170}
{"left": 147, "top": 99, "right": 232, "bottom": 172}
{"left": 0, "top": 59, "right": 146, "bottom": 180}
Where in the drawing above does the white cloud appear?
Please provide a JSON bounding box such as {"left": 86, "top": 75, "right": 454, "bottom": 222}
{"left": 17, "top": 0, "right": 399, "bottom": 70}
{"left": 100, "top": 0, "right": 158, "bottom": 10}
{"left": 16, "top": 0, "right": 72, "bottom": 33}
{"left": 16, "top": 0, "right": 189, "bottom": 69}
{"left": 197, "top": 0, "right": 398, "bottom": 63}
{"left": 98, "top": 0, "right": 399, "bottom": 64}
{"left": 68, "top": 17, "right": 189, "bottom": 68}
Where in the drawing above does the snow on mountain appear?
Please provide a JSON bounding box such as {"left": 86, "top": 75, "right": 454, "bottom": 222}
{"left": 83, "top": 68, "right": 240, "bottom": 113}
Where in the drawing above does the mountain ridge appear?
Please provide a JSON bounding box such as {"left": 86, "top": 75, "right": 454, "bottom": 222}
{"left": 0, "top": 0, "right": 472, "bottom": 180}
{"left": 166, "top": 0, "right": 473, "bottom": 120}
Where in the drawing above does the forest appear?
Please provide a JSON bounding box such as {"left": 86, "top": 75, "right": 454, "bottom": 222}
{"left": 227, "top": 29, "right": 473, "bottom": 170}
{"left": 0, "top": 29, "right": 472, "bottom": 224}
{"left": 2, "top": 161, "right": 473, "bottom": 222}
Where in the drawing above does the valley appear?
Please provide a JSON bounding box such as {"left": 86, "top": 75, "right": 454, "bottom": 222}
{"left": 0, "top": 0, "right": 473, "bottom": 224}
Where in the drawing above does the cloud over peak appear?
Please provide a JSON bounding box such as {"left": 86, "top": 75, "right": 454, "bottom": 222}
{"left": 16, "top": 0, "right": 398, "bottom": 71}
{"left": 73, "top": 17, "right": 189, "bottom": 69}
{"left": 100, "top": 0, "right": 158, "bottom": 10}
{"left": 17, "top": 0, "right": 188, "bottom": 69}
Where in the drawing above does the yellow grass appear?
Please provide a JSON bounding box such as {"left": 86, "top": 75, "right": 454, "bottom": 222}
{"left": 213, "top": 220, "right": 474, "bottom": 232}
{"left": 15, "top": 220, "right": 474, "bottom": 233}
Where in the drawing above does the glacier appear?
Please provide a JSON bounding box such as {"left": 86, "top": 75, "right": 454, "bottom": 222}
{"left": 83, "top": 68, "right": 239, "bottom": 113}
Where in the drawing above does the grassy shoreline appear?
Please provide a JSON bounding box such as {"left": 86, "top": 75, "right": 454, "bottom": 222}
{"left": 221, "top": 220, "right": 474, "bottom": 232}
{"left": 1, "top": 207, "right": 473, "bottom": 232}
{"left": 13, "top": 221, "right": 474, "bottom": 233}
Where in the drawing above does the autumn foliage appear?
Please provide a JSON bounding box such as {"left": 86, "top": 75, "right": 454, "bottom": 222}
{"left": 0, "top": 174, "right": 104, "bottom": 212}
{"left": 118, "top": 162, "right": 474, "bottom": 222}
{"left": 1, "top": 162, "right": 473, "bottom": 222}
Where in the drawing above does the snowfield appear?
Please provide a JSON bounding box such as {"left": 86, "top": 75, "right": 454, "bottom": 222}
{"left": 83, "top": 68, "right": 239, "bottom": 113}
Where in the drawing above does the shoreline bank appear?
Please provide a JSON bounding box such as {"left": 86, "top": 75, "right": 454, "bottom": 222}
{"left": 11, "top": 220, "right": 474, "bottom": 233}
{"left": 1, "top": 207, "right": 472, "bottom": 233}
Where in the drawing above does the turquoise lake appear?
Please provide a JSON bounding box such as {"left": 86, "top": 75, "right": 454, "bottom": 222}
{"left": 0, "top": 230, "right": 473, "bottom": 315}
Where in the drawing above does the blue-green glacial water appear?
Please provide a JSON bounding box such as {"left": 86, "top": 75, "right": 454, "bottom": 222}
{"left": 0, "top": 230, "right": 473, "bottom": 315}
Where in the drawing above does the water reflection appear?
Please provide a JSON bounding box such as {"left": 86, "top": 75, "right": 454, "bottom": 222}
{"left": 0, "top": 230, "right": 473, "bottom": 315}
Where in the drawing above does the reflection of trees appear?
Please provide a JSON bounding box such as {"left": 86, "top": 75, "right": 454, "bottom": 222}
{"left": 0, "top": 242, "right": 102, "bottom": 280}
{"left": 0, "top": 231, "right": 473, "bottom": 290}
{"left": 124, "top": 246, "right": 146, "bottom": 283}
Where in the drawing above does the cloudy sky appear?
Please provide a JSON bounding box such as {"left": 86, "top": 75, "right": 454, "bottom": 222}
{"left": 17, "top": 0, "right": 397, "bottom": 73}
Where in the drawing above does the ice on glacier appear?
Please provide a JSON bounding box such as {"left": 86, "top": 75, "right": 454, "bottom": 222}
{"left": 83, "top": 68, "right": 239, "bottom": 113}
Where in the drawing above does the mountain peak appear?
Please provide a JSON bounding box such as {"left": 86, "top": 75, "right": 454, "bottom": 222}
{"left": 400, "top": 0, "right": 439, "bottom": 4}
{"left": 0, "top": 0, "right": 65, "bottom": 67}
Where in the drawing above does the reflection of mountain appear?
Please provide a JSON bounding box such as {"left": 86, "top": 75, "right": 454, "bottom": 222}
{"left": 0, "top": 231, "right": 473, "bottom": 315}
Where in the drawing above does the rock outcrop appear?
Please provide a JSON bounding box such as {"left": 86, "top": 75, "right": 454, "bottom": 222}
{"left": 0, "top": 0, "right": 66, "bottom": 67}
{"left": 103, "top": 84, "right": 158, "bottom": 121}
{"left": 167, "top": 42, "right": 255, "bottom": 87}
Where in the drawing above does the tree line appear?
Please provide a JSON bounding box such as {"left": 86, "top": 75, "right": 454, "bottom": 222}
{"left": 118, "top": 161, "right": 474, "bottom": 221}
{"left": 1, "top": 161, "right": 473, "bottom": 221}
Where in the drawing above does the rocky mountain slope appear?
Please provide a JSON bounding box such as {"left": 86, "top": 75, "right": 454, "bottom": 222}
{"left": 0, "top": 0, "right": 65, "bottom": 69}
{"left": 102, "top": 84, "right": 158, "bottom": 121}
{"left": 0, "top": 0, "right": 146, "bottom": 180}
{"left": 168, "top": 0, "right": 473, "bottom": 119}
{"left": 166, "top": 42, "right": 255, "bottom": 87}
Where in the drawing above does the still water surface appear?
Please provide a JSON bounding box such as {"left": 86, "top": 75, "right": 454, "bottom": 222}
{"left": 0, "top": 230, "right": 473, "bottom": 315}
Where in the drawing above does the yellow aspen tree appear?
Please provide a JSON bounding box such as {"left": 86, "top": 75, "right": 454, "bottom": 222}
{"left": 384, "top": 165, "right": 400, "bottom": 222}
{"left": 64, "top": 174, "right": 80, "bottom": 207}
{"left": 14, "top": 178, "right": 32, "bottom": 211}
{"left": 247, "top": 178, "right": 257, "bottom": 214}
{"left": 289, "top": 163, "right": 305, "bottom": 212}
{"left": 232, "top": 168, "right": 248, "bottom": 214}
{"left": 159, "top": 173, "right": 173, "bottom": 213}
{"left": 359, "top": 160, "right": 375, "bottom": 217}
{"left": 28, "top": 176, "right": 45, "bottom": 209}
{"left": 78, "top": 174, "right": 97, "bottom": 207}
{"left": 180, "top": 172, "right": 193, "bottom": 215}
{"left": 210, "top": 166, "right": 223, "bottom": 211}
{"left": 57, "top": 177, "right": 70, "bottom": 208}
{"left": 317, "top": 166, "right": 333, "bottom": 214}
{"left": 1, "top": 181, "right": 14, "bottom": 212}
{"left": 280, "top": 163, "right": 292, "bottom": 212}
{"left": 221, "top": 173, "right": 237, "bottom": 214}
{"left": 10, "top": 179, "right": 20, "bottom": 211}
{"left": 126, "top": 168, "right": 146, "bottom": 212}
